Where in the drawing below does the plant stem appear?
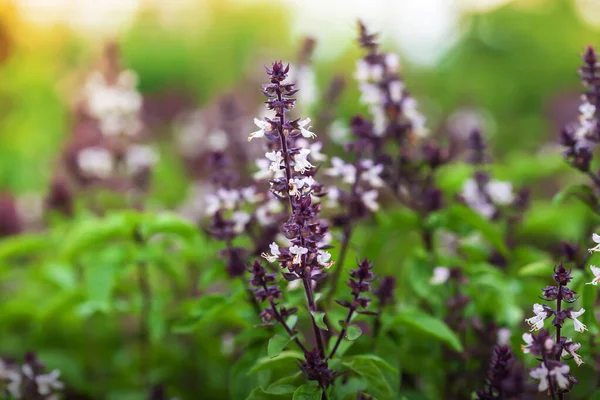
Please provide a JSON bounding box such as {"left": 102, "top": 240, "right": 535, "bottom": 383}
{"left": 556, "top": 284, "right": 564, "bottom": 400}
{"left": 328, "top": 307, "right": 354, "bottom": 360}
{"left": 324, "top": 224, "right": 353, "bottom": 306}
{"left": 303, "top": 277, "right": 327, "bottom": 357}
{"left": 137, "top": 260, "right": 151, "bottom": 390}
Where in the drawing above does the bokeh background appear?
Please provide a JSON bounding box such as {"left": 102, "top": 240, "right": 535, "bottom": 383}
{"left": 0, "top": 0, "right": 598, "bottom": 203}
{"left": 2, "top": 0, "right": 600, "bottom": 398}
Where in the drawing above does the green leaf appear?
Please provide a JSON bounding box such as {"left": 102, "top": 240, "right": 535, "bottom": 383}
{"left": 346, "top": 325, "right": 362, "bottom": 341}
{"left": 268, "top": 334, "right": 294, "bottom": 358}
{"left": 582, "top": 282, "right": 600, "bottom": 332}
{"left": 518, "top": 260, "right": 553, "bottom": 277}
{"left": 249, "top": 351, "right": 304, "bottom": 375}
{"left": 140, "top": 213, "right": 198, "bottom": 241}
{"left": 391, "top": 308, "right": 463, "bottom": 352}
{"left": 245, "top": 387, "right": 288, "bottom": 400}
{"left": 553, "top": 184, "right": 599, "bottom": 214}
{"left": 342, "top": 355, "right": 397, "bottom": 399}
{"left": 310, "top": 311, "right": 328, "bottom": 331}
{"left": 292, "top": 384, "right": 322, "bottom": 400}
{"left": 82, "top": 261, "right": 116, "bottom": 314}
{"left": 0, "top": 233, "right": 49, "bottom": 260}
{"left": 265, "top": 372, "right": 302, "bottom": 395}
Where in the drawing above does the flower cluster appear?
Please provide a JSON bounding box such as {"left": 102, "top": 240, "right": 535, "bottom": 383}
{"left": 64, "top": 42, "right": 158, "bottom": 199}
{"left": 560, "top": 46, "right": 600, "bottom": 173}
{"left": 460, "top": 130, "right": 517, "bottom": 219}
{"left": 475, "top": 345, "right": 527, "bottom": 399}
{"left": 522, "top": 264, "right": 585, "bottom": 397}
{"left": 355, "top": 21, "right": 426, "bottom": 139}
{"left": 0, "top": 353, "right": 64, "bottom": 400}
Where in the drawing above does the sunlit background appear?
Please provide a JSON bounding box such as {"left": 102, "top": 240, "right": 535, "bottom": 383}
{"left": 1, "top": 0, "right": 600, "bottom": 205}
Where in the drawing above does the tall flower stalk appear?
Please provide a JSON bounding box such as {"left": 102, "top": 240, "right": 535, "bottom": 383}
{"left": 522, "top": 264, "right": 584, "bottom": 398}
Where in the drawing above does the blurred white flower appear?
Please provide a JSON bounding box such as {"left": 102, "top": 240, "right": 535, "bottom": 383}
{"left": 326, "top": 157, "right": 356, "bottom": 184}
{"left": 361, "top": 162, "right": 384, "bottom": 187}
{"left": 361, "top": 190, "right": 379, "bottom": 212}
{"left": 521, "top": 333, "right": 533, "bottom": 354}
{"left": 497, "top": 328, "right": 511, "bottom": 345}
{"left": 77, "top": 147, "right": 114, "bottom": 178}
{"left": 389, "top": 80, "right": 404, "bottom": 103}
{"left": 430, "top": 266, "right": 450, "bottom": 285}
{"left": 125, "top": 145, "right": 159, "bottom": 174}
{"left": 487, "top": 181, "right": 514, "bottom": 205}
{"left": 529, "top": 364, "right": 549, "bottom": 392}
{"left": 232, "top": 211, "right": 250, "bottom": 234}
{"left": 550, "top": 364, "right": 571, "bottom": 389}
{"left": 35, "top": 370, "right": 64, "bottom": 396}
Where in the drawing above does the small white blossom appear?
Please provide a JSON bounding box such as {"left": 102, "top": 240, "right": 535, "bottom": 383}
{"left": 249, "top": 118, "right": 273, "bottom": 141}
{"left": 569, "top": 308, "right": 587, "bottom": 333}
{"left": 232, "top": 211, "right": 250, "bottom": 234}
{"left": 371, "top": 106, "right": 387, "bottom": 137}
{"left": 487, "top": 181, "right": 514, "bottom": 205}
{"left": 317, "top": 251, "right": 334, "bottom": 268}
{"left": 326, "top": 187, "right": 341, "bottom": 208}
{"left": 530, "top": 364, "right": 549, "bottom": 392}
{"left": 255, "top": 199, "right": 281, "bottom": 226}
{"left": 430, "top": 266, "right": 450, "bottom": 285}
{"left": 521, "top": 333, "right": 533, "bottom": 354}
{"left": 550, "top": 364, "right": 571, "bottom": 389}
{"left": 266, "top": 151, "right": 285, "bottom": 173}
{"left": 580, "top": 101, "right": 596, "bottom": 119}
{"left": 125, "top": 145, "right": 159, "bottom": 174}
{"left": 361, "top": 190, "right": 379, "bottom": 212}
{"left": 525, "top": 303, "right": 549, "bottom": 331}
{"left": 289, "top": 245, "right": 308, "bottom": 265}
{"left": 587, "top": 264, "right": 600, "bottom": 286}
{"left": 384, "top": 53, "right": 400, "bottom": 73}
{"left": 254, "top": 159, "right": 273, "bottom": 180}
{"left": 497, "top": 328, "right": 511, "bottom": 345}
{"left": 355, "top": 60, "right": 383, "bottom": 82}
{"left": 297, "top": 139, "right": 327, "bottom": 162}
{"left": 326, "top": 157, "right": 357, "bottom": 184}
{"left": 241, "top": 187, "right": 260, "bottom": 203}
{"left": 329, "top": 120, "right": 349, "bottom": 144}
{"left": 389, "top": 80, "right": 404, "bottom": 103}
{"left": 562, "top": 341, "right": 584, "bottom": 366}
{"left": 319, "top": 231, "right": 333, "bottom": 247}
{"left": 77, "top": 147, "right": 114, "bottom": 178}
{"left": 6, "top": 369, "right": 21, "bottom": 398}
{"left": 588, "top": 233, "right": 600, "bottom": 253}
{"left": 293, "top": 148, "right": 313, "bottom": 173}
{"left": 289, "top": 176, "right": 314, "bottom": 198}
{"left": 361, "top": 162, "right": 384, "bottom": 187}
{"left": 36, "top": 370, "right": 64, "bottom": 396}
{"left": 403, "top": 97, "right": 428, "bottom": 138}
{"left": 359, "top": 83, "right": 384, "bottom": 105}
{"left": 217, "top": 188, "right": 239, "bottom": 210}
{"left": 261, "top": 242, "right": 280, "bottom": 262}
{"left": 205, "top": 193, "right": 221, "bottom": 216}
{"left": 298, "top": 118, "right": 316, "bottom": 139}
{"left": 207, "top": 129, "right": 229, "bottom": 151}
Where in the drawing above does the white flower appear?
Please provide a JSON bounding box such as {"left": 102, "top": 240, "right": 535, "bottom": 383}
{"left": 384, "top": 53, "right": 400, "bottom": 73}
{"left": 36, "top": 369, "right": 64, "bottom": 396}
{"left": 205, "top": 193, "right": 221, "bottom": 216}
{"left": 403, "top": 97, "right": 428, "bottom": 138}
{"left": 289, "top": 245, "right": 308, "bottom": 265}
{"left": 586, "top": 264, "right": 600, "bottom": 286}
{"left": 361, "top": 162, "right": 384, "bottom": 187}
{"left": 254, "top": 159, "right": 272, "bottom": 180}
{"left": 317, "top": 251, "right": 334, "bottom": 268}
{"left": 297, "top": 139, "right": 327, "bottom": 162}
{"left": 249, "top": 118, "right": 273, "bottom": 141}
{"left": 125, "top": 145, "right": 159, "bottom": 174}
{"left": 289, "top": 176, "right": 314, "bottom": 198}
{"left": 530, "top": 364, "right": 549, "bottom": 392}
{"left": 293, "top": 148, "right": 313, "bottom": 173}
{"left": 359, "top": 83, "right": 384, "bottom": 105}
{"left": 266, "top": 151, "right": 285, "bottom": 173}
{"left": 525, "top": 303, "right": 549, "bottom": 331}
{"left": 430, "top": 266, "right": 450, "bottom": 285}
{"left": 371, "top": 105, "right": 387, "bottom": 137}
{"left": 77, "top": 147, "right": 114, "bottom": 178}
{"left": 354, "top": 60, "right": 383, "bottom": 82}
{"left": 562, "top": 341, "right": 584, "bottom": 366}
{"left": 217, "top": 188, "right": 239, "bottom": 210}
{"left": 255, "top": 199, "right": 281, "bottom": 226}
{"left": 389, "top": 80, "right": 404, "bottom": 103}
{"left": 588, "top": 233, "right": 600, "bottom": 253}
{"left": 329, "top": 120, "right": 349, "bottom": 144}
{"left": 326, "top": 157, "right": 356, "bottom": 184}
{"left": 298, "top": 118, "right": 316, "bottom": 139}
{"left": 569, "top": 308, "right": 587, "bottom": 333}
{"left": 461, "top": 178, "right": 498, "bottom": 219}
{"left": 232, "top": 211, "right": 250, "bottom": 234}
{"left": 319, "top": 231, "right": 333, "bottom": 247}
{"left": 549, "top": 364, "right": 571, "bottom": 389}
{"left": 580, "top": 101, "right": 596, "bottom": 119}
{"left": 521, "top": 333, "right": 533, "bottom": 354}
{"left": 207, "top": 129, "right": 229, "bottom": 151}
{"left": 261, "top": 242, "right": 280, "bottom": 262}
{"left": 497, "top": 328, "right": 511, "bottom": 345}
{"left": 326, "top": 187, "right": 341, "bottom": 208}
{"left": 487, "top": 181, "right": 514, "bottom": 205}
{"left": 241, "top": 187, "right": 260, "bottom": 204}
{"left": 361, "top": 190, "right": 379, "bottom": 212}
{"left": 6, "top": 369, "right": 21, "bottom": 398}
